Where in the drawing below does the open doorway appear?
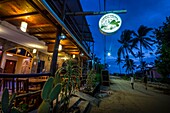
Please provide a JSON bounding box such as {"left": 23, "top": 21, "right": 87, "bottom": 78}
{"left": 37, "top": 60, "right": 45, "bottom": 73}
{"left": 4, "top": 59, "right": 17, "bottom": 73}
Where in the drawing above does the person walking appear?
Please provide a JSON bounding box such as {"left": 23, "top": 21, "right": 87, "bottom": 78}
{"left": 144, "top": 75, "right": 148, "bottom": 90}
{"left": 130, "top": 75, "right": 134, "bottom": 89}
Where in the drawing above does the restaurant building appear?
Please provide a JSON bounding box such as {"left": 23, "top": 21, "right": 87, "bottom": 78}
{"left": 0, "top": 0, "right": 94, "bottom": 75}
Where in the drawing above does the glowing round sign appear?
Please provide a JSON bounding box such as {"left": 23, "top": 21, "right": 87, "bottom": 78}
{"left": 99, "top": 13, "right": 122, "bottom": 35}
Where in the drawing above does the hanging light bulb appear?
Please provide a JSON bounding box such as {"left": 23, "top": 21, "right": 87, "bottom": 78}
{"left": 60, "top": 33, "right": 66, "bottom": 39}
{"left": 33, "top": 48, "right": 37, "bottom": 54}
{"left": 20, "top": 21, "right": 28, "bottom": 32}
{"left": 80, "top": 53, "right": 84, "bottom": 56}
{"left": 16, "top": 48, "right": 21, "bottom": 53}
{"left": 72, "top": 54, "right": 75, "bottom": 58}
{"left": 58, "top": 44, "right": 62, "bottom": 51}
{"left": 108, "top": 52, "right": 111, "bottom": 56}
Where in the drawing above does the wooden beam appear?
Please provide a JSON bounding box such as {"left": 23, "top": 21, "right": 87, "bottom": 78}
{"left": 29, "top": 31, "right": 56, "bottom": 35}
{"left": 27, "top": 0, "right": 59, "bottom": 28}
{"left": 64, "top": 49, "right": 79, "bottom": 52}
{"left": 0, "top": 12, "right": 40, "bottom": 20}
{"left": 29, "top": 24, "right": 54, "bottom": 28}
{"left": 46, "top": 42, "right": 55, "bottom": 44}
{"left": 39, "top": 38, "right": 56, "bottom": 41}
{"left": 0, "top": 0, "right": 11, "bottom": 4}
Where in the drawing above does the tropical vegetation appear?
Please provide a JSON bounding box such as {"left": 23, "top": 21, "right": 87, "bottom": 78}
{"left": 131, "top": 25, "right": 154, "bottom": 73}
{"left": 154, "top": 16, "right": 170, "bottom": 78}
{"left": 117, "top": 16, "right": 170, "bottom": 79}
{"left": 117, "top": 30, "right": 136, "bottom": 74}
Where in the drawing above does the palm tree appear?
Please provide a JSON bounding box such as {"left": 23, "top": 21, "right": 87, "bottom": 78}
{"left": 115, "top": 57, "right": 123, "bottom": 74}
{"left": 132, "top": 25, "right": 154, "bottom": 73}
{"left": 136, "top": 61, "right": 149, "bottom": 71}
{"left": 117, "top": 30, "right": 135, "bottom": 59}
{"left": 135, "top": 51, "right": 144, "bottom": 59}
{"left": 117, "top": 30, "right": 136, "bottom": 74}
{"left": 123, "top": 56, "right": 136, "bottom": 74}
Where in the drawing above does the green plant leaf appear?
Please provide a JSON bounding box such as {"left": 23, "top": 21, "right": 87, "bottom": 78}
{"left": 49, "top": 83, "right": 62, "bottom": 102}
{"left": 54, "top": 68, "right": 63, "bottom": 84}
{"left": 11, "top": 107, "right": 22, "bottom": 113}
{"left": 1, "top": 88, "right": 9, "bottom": 113}
{"left": 38, "top": 101, "right": 50, "bottom": 113}
{"left": 41, "top": 77, "right": 54, "bottom": 100}
{"left": 9, "top": 93, "right": 16, "bottom": 108}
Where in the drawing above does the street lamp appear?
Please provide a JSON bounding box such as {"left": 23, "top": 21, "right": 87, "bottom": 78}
{"left": 107, "top": 52, "right": 111, "bottom": 56}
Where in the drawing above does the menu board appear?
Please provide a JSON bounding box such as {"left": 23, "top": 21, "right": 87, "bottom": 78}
{"left": 101, "top": 70, "right": 110, "bottom": 86}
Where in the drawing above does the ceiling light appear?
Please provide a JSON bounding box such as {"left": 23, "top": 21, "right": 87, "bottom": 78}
{"left": 6, "top": 53, "right": 13, "bottom": 56}
{"left": 20, "top": 21, "right": 28, "bottom": 32}
{"left": 80, "top": 53, "right": 84, "bottom": 56}
{"left": 61, "top": 56, "right": 69, "bottom": 60}
{"left": 58, "top": 44, "right": 62, "bottom": 51}
{"left": 73, "top": 54, "right": 76, "bottom": 58}
{"left": 60, "top": 33, "right": 66, "bottom": 39}
{"left": 33, "top": 48, "right": 37, "bottom": 54}
{"left": 108, "top": 52, "right": 111, "bottom": 56}
{"left": 17, "top": 49, "right": 21, "bottom": 53}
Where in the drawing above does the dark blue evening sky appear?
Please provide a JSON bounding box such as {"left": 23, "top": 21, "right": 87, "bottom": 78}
{"left": 80, "top": 0, "right": 170, "bottom": 73}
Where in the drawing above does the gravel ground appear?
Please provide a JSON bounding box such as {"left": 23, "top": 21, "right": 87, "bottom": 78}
{"left": 90, "top": 78, "right": 170, "bottom": 113}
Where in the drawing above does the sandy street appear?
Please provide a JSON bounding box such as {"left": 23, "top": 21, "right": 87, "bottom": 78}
{"left": 90, "top": 78, "right": 170, "bottom": 113}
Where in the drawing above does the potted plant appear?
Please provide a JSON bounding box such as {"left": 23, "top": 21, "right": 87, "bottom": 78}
{"left": 37, "top": 77, "right": 62, "bottom": 113}
{"left": 54, "top": 60, "right": 81, "bottom": 112}
{"left": 85, "top": 69, "right": 96, "bottom": 91}
{"left": 82, "top": 69, "right": 100, "bottom": 96}
{"left": 1, "top": 88, "right": 22, "bottom": 113}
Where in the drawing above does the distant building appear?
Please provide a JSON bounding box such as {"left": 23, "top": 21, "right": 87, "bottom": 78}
{"left": 145, "top": 67, "right": 162, "bottom": 81}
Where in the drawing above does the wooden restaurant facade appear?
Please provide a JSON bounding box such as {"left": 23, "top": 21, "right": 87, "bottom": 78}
{"left": 0, "top": 0, "right": 94, "bottom": 75}
{"left": 0, "top": 0, "right": 94, "bottom": 112}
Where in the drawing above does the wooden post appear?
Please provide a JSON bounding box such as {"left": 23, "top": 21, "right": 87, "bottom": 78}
{"left": 50, "top": 26, "right": 62, "bottom": 76}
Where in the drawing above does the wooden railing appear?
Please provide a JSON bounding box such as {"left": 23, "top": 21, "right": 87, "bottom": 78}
{"left": 0, "top": 73, "right": 51, "bottom": 112}
{"left": 0, "top": 73, "right": 51, "bottom": 78}
{"left": 0, "top": 73, "right": 51, "bottom": 92}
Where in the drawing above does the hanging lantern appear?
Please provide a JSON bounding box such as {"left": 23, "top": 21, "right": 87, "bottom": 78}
{"left": 20, "top": 21, "right": 28, "bottom": 32}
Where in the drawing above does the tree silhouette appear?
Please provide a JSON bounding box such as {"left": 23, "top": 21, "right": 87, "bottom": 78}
{"left": 117, "top": 30, "right": 135, "bottom": 59}
{"left": 154, "top": 17, "right": 170, "bottom": 78}
{"left": 131, "top": 25, "right": 154, "bottom": 74}
{"left": 123, "top": 56, "right": 136, "bottom": 74}
{"left": 115, "top": 57, "right": 123, "bottom": 74}
{"left": 117, "top": 30, "right": 136, "bottom": 74}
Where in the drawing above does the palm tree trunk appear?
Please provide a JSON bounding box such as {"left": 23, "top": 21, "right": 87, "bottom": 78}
{"left": 125, "top": 49, "right": 133, "bottom": 74}
{"left": 140, "top": 42, "right": 144, "bottom": 76}
{"left": 119, "top": 64, "right": 121, "bottom": 74}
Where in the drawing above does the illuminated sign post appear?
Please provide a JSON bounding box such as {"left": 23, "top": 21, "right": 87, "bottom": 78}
{"left": 99, "top": 13, "right": 122, "bottom": 35}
